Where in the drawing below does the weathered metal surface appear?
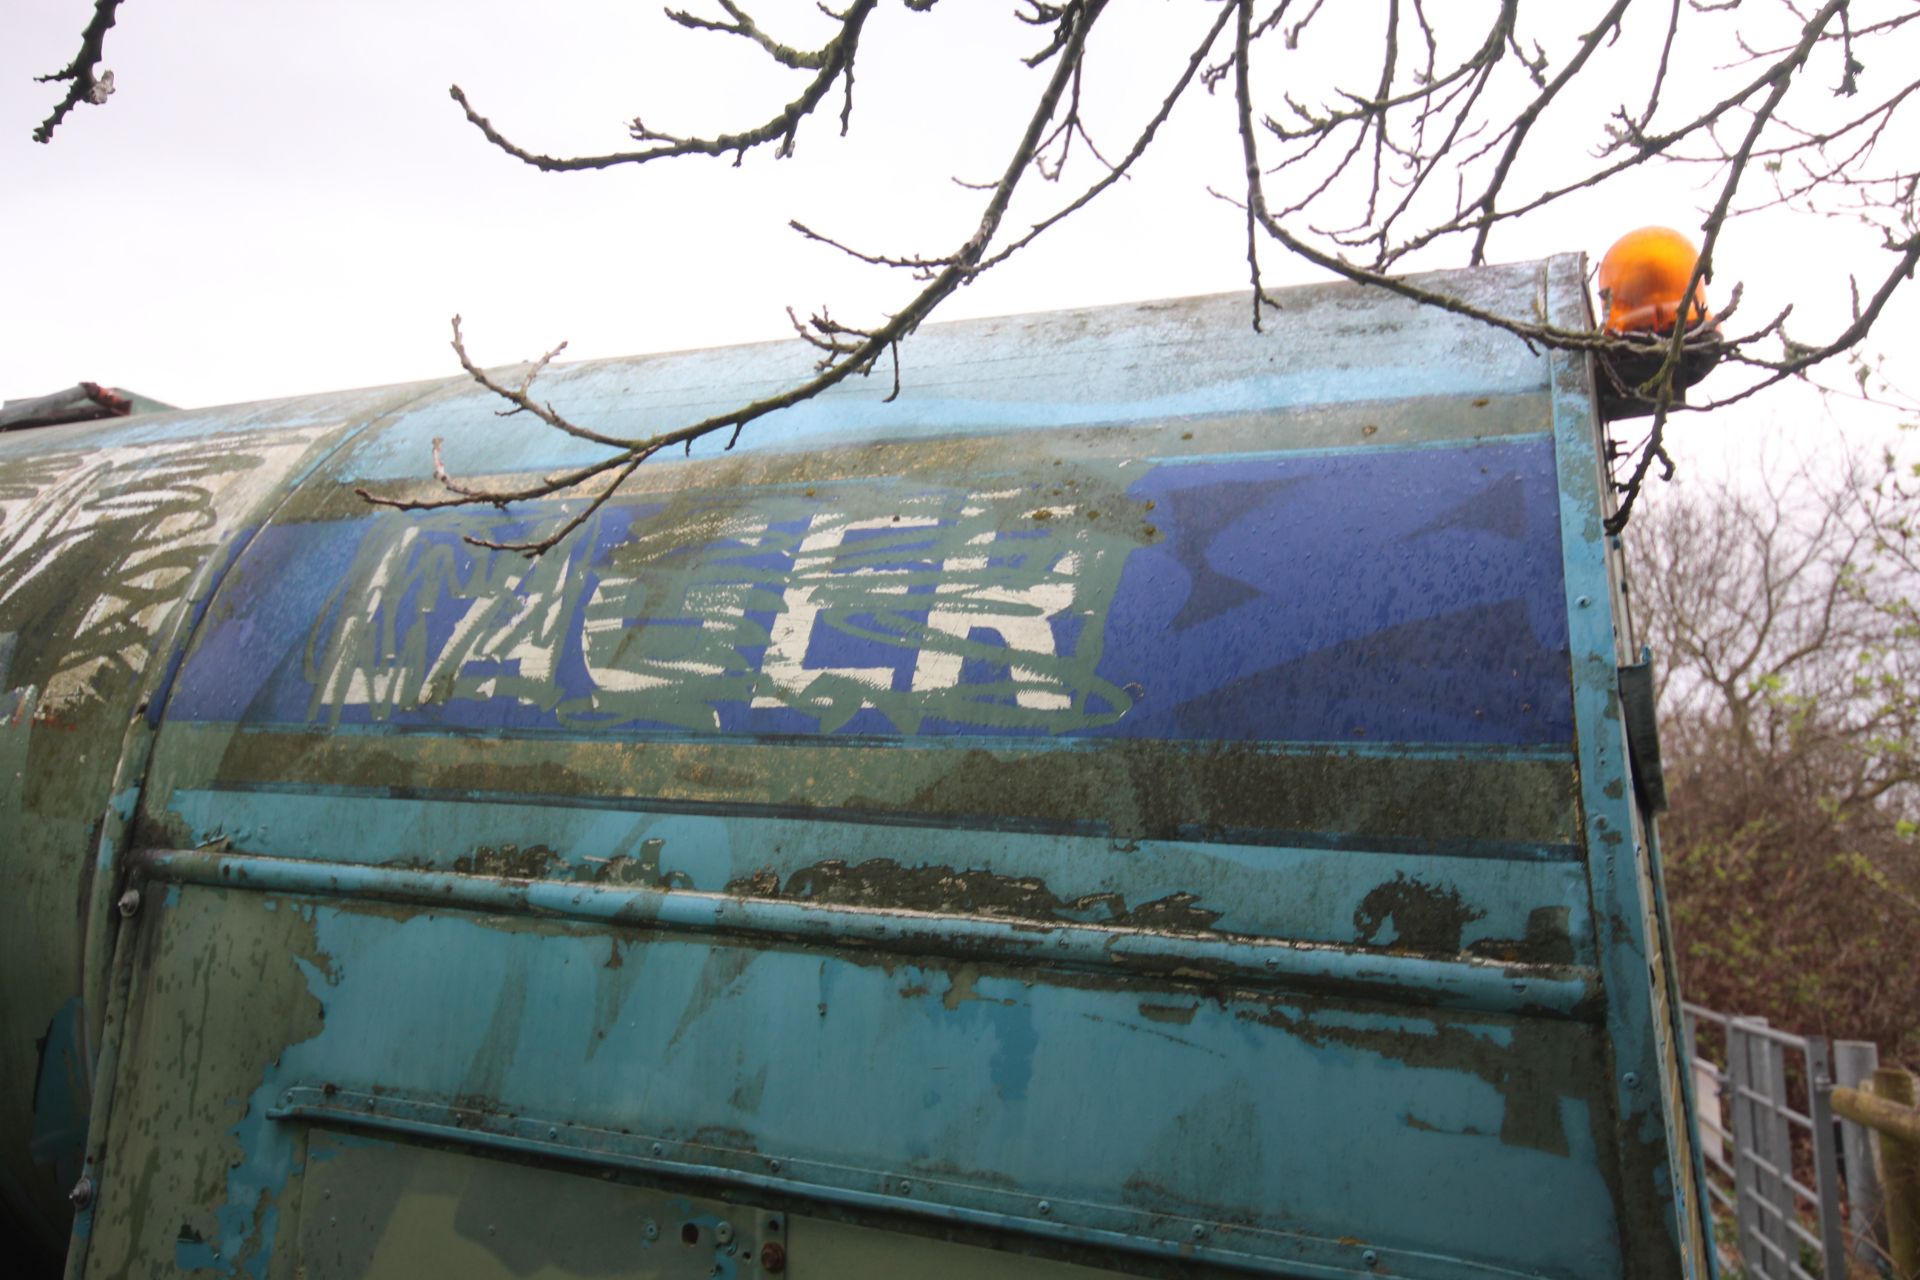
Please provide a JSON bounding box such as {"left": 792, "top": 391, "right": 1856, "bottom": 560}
{"left": 0, "top": 259, "right": 1706, "bottom": 1278}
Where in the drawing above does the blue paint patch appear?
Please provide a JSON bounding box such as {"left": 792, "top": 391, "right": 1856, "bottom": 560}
{"left": 169, "top": 440, "right": 1569, "bottom": 746}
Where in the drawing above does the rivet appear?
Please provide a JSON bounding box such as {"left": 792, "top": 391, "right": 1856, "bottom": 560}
{"left": 643, "top": 1221, "right": 658, "bottom": 1241}
{"left": 898, "top": 1180, "right": 912, "bottom": 1195}
{"left": 1038, "top": 1200, "right": 1052, "bottom": 1216}
{"left": 1577, "top": 595, "right": 1591, "bottom": 607}
{"left": 651, "top": 1142, "right": 664, "bottom": 1157}
{"left": 1623, "top": 1071, "right": 1641, "bottom": 1089}
{"left": 547, "top": 1126, "right": 558, "bottom": 1139}
{"left": 760, "top": 1241, "right": 787, "bottom": 1274}
{"left": 769, "top": 1158, "right": 781, "bottom": 1173}
{"left": 116, "top": 889, "right": 141, "bottom": 918}
{"left": 716, "top": 1221, "right": 735, "bottom": 1245}
{"left": 68, "top": 1177, "right": 95, "bottom": 1210}
{"left": 1364, "top": 1249, "right": 1379, "bottom": 1268}
{"left": 1191, "top": 1224, "right": 1206, "bottom": 1241}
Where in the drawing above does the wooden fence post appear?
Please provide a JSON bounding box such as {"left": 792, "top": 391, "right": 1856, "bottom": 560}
{"left": 1836, "top": 1040, "right": 1885, "bottom": 1266}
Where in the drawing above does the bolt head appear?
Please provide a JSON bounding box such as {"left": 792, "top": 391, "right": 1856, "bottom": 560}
{"left": 68, "top": 1177, "right": 95, "bottom": 1210}
{"left": 759, "top": 1241, "right": 787, "bottom": 1274}
{"left": 116, "top": 889, "right": 140, "bottom": 918}
{"left": 716, "top": 1221, "right": 734, "bottom": 1245}
{"left": 1623, "top": 1071, "right": 1641, "bottom": 1089}
{"left": 1364, "top": 1249, "right": 1379, "bottom": 1268}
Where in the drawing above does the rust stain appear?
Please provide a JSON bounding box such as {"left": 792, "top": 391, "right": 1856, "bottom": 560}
{"left": 1352, "top": 873, "right": 1484, "bottom": 954}
{"left": 1138, "top": 1002, "right": 1199, "bottom": 1026}
{"left": 1238, "top": 999, "right": 1599, "bottom": 1157}
{"left": 738, "top": 857, "right": 1223, "bottom": 934}
{"left": 452, "top": 843, "right": 562, "bottom": 880}
{"left": 1464, "top": 906, "right": 1576, "bottom": 966}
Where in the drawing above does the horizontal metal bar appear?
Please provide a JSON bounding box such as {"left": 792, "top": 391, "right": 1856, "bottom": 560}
{"left": 1729, "top": 1018, "right": 1817, "bottom": 1051}
{"left": 1740, "top": 1187, "right": 1793, "bottom": 1226}
{"left": 1732, "top": 1084, "right": 1813, "bottom": 1128}
{"left": 130, "top": 848, "right": 1600, "bottom": 1020}
{"left": 1682, "top": 1001, "right": 1729, "bottom": 1026}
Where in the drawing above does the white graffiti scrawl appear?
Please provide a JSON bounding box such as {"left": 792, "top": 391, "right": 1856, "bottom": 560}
{"left": 0, "top": 427, "right": 337, "bottom": 712}
{"left": 303, "top": 482, "right": 1138, "bottom": 734}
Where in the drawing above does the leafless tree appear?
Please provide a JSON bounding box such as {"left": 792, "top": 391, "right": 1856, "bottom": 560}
{"left": 1628, "top": 439, "right": 1920, "bottom": 1057}
{"left": 35, "top": 0, "right": 1920, "bottom": 551}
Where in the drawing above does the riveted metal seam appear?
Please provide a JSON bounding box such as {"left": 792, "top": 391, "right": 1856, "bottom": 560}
{"left": 1542, "top": 253, "right": 1694, "bottom": 1278}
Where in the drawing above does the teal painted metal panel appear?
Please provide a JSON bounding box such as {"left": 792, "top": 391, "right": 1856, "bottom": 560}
{"left": 0, "top": 260, "right": 1707, "bottom": 1278}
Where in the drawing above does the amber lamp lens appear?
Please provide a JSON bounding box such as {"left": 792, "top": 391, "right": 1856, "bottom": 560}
{"left": 1597, "top": 227, "right": 1712, "bottom": 334}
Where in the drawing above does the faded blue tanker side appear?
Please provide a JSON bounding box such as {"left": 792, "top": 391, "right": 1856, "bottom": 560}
{"left": 0, "top": 257, "right": 1709, "bottom": 1278}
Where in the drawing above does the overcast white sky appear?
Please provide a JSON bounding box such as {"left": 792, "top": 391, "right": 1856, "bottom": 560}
{"left": 4, "top": 1, "right": 1913, "bottom": 485}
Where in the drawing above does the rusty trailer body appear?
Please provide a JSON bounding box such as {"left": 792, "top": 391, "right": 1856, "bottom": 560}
{"left": 0, "top": 257, "right": 1710, "bottom": 1279}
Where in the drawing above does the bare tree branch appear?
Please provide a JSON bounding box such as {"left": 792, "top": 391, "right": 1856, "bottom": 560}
{"left": 33, "top": 0, "right": 123, "bottom": 143}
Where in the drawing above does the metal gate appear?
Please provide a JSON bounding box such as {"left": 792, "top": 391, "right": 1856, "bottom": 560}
{"left": 1684, "top": 1002, "right": 1891, "bottom": 1278}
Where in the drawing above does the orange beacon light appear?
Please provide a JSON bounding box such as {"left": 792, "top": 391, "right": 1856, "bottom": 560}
{"left": 1597, "top": 226, "right": 1713, "bottom": 334}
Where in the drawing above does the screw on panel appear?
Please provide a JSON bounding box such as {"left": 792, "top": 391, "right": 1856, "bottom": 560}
{"left": 768, "top": 1159, "right": 781, "bottom": 1173}
{"left": 716, "top": 1221, "right": 735, "bottom": 1245}
{"left": 1038, "top": 1201, "right": 1052, "bottom": 1216}
{"left": 760, "top": 1241, "right": 787, "bottom": 1274}
{"left": 116, "top": 889, "right": 140, "bottom": 918}
{"left": 1190, "top": 1224, "right": 1207, "bottom": 1241}
{"left": 651, "top": 1142, "right": 664, "bottom": 1157}
{"left": 898, "top": 1180, "right": 912, "bottom": 1195}
{"left": 643, "top": 1221, "right": 659, "bottom": 1242}
{"left": 1622, "top": 1071, "right": 1641, "bottom": 1089}
{"left": 1577, "top": 595, "right": 1591, "bottom": 607}
{"left": 547, "top": 1126, "right": 558, "bottom": 1139}
{"left": 1364, "top": 1250, "right": 1379, "bottom": 1268}
{"left": 68, "top": 1177, "right": 95, "bottom": 1210}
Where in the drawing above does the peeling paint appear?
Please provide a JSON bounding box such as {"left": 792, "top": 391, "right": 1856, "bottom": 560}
{"left": 747, "top": 858, "right": 1223, "bottom": 934}
{"left": 1353, "top": 873, "right": 1485, "bottom": 954}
